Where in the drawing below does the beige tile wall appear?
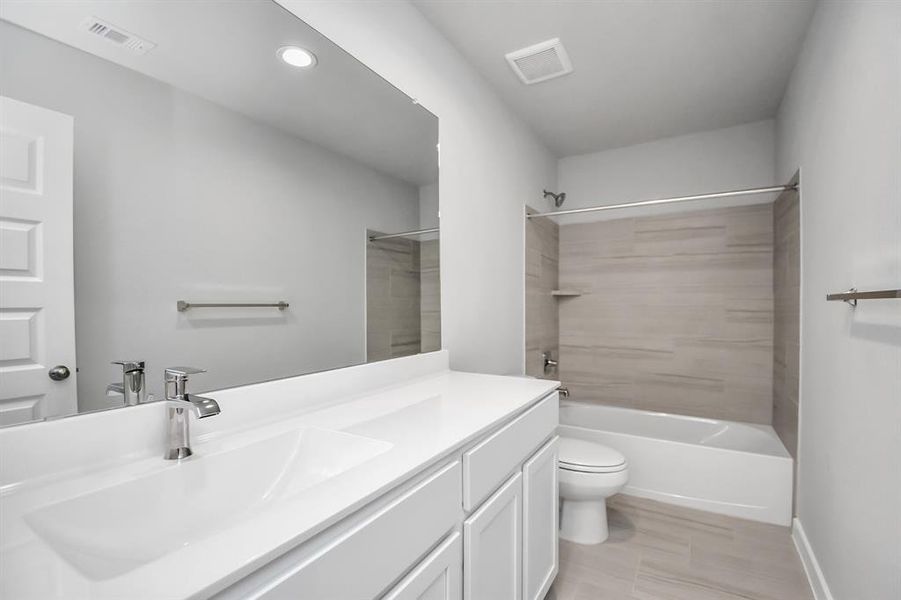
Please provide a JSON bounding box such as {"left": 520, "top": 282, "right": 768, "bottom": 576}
{"left": 772, "top": 189, "right": 800, "bottom": 456}
{"left": 420, "top": 239, "right": 441, "bottom": 353}
{"left": 557, "top": 204, "right": 775, "bottom": 423}
{"left": 525, "top": 209, "right": 560, "bottom": 379}
{"left": 366, "top": 235, "right": 422, "bottom": 362}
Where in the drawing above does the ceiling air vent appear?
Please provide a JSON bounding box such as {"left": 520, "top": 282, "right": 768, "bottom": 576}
{"left": 79, "top": 17, "right": 156, "bottom": 55}
{"left": 505, "top": 38, "right": 573, "bottom": 85}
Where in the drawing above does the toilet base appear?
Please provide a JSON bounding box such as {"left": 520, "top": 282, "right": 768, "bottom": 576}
{"left": 560, "top": 497, "right": 609, "bottom": 545}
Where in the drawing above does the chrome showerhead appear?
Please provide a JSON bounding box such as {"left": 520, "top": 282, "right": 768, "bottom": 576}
{"left": 543, "top": 189, "right": 566, "bottom": 207}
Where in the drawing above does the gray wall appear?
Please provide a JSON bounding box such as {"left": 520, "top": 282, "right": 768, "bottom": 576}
{"left": 558, "top": 120, "right": 777, "bottom": 222}
{"left": 419, "top": 182, "right": 439, "bottom": 230}
{"left": 280, "top": 0, "right": 558, "bottom": 376}
{"left": 776, "top": 2, "right": 901, "bottom": 597}
{"left": 0, "top": 22, "right": 420, "bottom": 410}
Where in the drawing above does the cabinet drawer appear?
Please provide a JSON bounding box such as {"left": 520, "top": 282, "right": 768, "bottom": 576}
{"left": 462, "top": 393, "right": 557, "bottom": 511}
{"left": 219, "top": 460, "right": 462, "bottom": 600}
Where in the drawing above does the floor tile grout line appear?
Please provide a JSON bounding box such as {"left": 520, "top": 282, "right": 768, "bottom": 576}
{"left": 552, "top": 495, "right": 813, "bottom": 600}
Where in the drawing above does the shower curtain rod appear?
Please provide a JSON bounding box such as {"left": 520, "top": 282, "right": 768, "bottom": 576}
{"left": 526, "top": 183, "right": 798, "bottom": 219}
{"left": 368, "top": 227, "right": 439, "bottom": 241}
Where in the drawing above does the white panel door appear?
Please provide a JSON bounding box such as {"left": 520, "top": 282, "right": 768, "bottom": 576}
{"left": 383, "top": 531, "right": 462, "bottom": 600}
{"left": 463, "top": 472, "right": 522, "bottom": 600}
{"left": 0, "top": 96, "right": 76, "bottom": 425}
{"left": 522, "top": 436, "right": 559, "bottom": 600}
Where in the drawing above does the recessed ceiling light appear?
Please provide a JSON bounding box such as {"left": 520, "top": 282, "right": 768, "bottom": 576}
{"left": 278, "top": 46, "right": 316, "bottom": 68}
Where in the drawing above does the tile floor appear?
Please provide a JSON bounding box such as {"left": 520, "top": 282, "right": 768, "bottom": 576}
{"left": 547, "top": 495, "right": 814, "bottom": 600}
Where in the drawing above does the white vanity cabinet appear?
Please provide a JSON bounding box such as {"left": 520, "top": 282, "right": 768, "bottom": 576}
{"left": 383, "top": 532, "right": 463, "bottom": 600}
{"left": 217, "top": 391, "right": 559, "bottom": 600}
{"left": 463, "top": 472, "right": 523, "bottom": 600}
{"left": 216, "top": 461, "right": 463, "bottom": 600}
{"left": 522, "top": 437, "right": 559, "bottom": 600}
{"left": 460, "top": 394, "right": 559, "bottom": 600}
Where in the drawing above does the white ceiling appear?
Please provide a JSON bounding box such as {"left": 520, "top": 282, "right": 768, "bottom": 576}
{"left": 1, "top": 0, "right": 438, "bottom": 186}
{"left": 413, "top": 0, "right": 816, "bottom": 157}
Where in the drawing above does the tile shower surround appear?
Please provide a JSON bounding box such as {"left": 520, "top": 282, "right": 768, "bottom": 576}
{"left": 526, "top": 209, "right": 560, "bottom": 379}
{"left": 772, "top": 189, "right": 801, "bottom": 458}
{"left": 366, "top": 235, "right": 440, "bottom": 361}
{"left": 555, "top": 203, "right": 775, "bottom": 423}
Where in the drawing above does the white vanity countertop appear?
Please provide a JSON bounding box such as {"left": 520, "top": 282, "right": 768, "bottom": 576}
{"left": 0, "top": 359, "right": 558, "bottom": 599}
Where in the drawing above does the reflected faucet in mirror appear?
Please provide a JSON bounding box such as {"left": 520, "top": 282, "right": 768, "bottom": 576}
{"left": 107, "top": 360, "right": 149, "bottom": 406}
{"left": 164, "top": 367, "right": 221, "bottom": 460}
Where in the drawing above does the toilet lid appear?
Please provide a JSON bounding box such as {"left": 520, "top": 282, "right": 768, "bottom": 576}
{"left": 559, "top": 438, "right": 626, "bottom": 473}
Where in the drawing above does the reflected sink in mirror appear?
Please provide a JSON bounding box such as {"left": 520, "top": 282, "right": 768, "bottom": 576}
{"left": 24, "top": 428, "right": 392, "bottom": 580}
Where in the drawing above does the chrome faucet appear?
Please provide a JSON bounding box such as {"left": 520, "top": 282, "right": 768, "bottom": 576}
{"left": 164, "top": 367, "right": 220, "bottom": 460}
{"left": 107, "top": 360, "right": 148, "bottom": 406}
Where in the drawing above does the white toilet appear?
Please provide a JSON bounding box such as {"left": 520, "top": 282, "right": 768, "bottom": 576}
{"left": 558, "top": 436, "right": 629, "bottom": 544}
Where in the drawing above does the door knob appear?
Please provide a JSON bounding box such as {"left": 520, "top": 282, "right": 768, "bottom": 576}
{"left": 48, "top": 365, "right": 71, "bottom": 381}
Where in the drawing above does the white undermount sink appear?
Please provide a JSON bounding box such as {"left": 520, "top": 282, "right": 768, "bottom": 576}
{"left": 24, "top": 428, "right": 393, "bottom": 580}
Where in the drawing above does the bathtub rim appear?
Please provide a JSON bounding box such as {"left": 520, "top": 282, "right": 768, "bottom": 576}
{"left": 558, "top": 418, "right": 795, "bottom": 525}
{"left": 558, "top": 402, "right": 792, "bottom": 460}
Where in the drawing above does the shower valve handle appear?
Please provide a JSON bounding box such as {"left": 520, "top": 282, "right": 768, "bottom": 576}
{"left": 543, "top": 352, "right": 558, "bottom": 374}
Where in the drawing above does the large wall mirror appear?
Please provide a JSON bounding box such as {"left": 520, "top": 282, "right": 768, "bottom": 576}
{"left": 0, "top": 1, "right": 439, "bottom": 426}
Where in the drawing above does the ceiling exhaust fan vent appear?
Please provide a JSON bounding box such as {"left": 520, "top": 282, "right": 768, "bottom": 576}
{"left": 79, "top": 17, "right": 156, "bottom": 55}
{"left": 505, "top": 38, "right": 573, "bottom": 85}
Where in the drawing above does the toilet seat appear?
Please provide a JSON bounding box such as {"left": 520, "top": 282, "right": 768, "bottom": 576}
{"left": 560, "top": 462, "right": 627, "bottom": 474}
{"left": 559, "top": 437, "right": 627, "bottom": 474}
{"left": 558, "top": 436, "right": 630, "bottom": 545}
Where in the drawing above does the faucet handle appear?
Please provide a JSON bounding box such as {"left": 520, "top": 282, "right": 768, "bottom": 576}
{"left": 164, "top": 366, "right": 206, "bottom": 381}
{"left": 165, "top": 367, "right": 206, "bottom": 401}
{"left": 112, "top": 360, "right": 145, "bottom": 372}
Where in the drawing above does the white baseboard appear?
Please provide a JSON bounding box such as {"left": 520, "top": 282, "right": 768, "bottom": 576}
{"left": 792, "top": 518, "right": 834, "bottom": 600}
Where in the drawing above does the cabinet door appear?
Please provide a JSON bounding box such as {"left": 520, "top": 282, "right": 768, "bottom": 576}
{"left": 463, "top": 472, "right": 522, "bottom": 600}
{"left": 383, "top": 532, "right": 462, "bottom": 600}
{"left": 522, "top": 437, "right": 559, "bottom": 600}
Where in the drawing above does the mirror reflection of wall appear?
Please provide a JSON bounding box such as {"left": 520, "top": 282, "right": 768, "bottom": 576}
{"left": 0, "top": 1, "right": 438, "bottom": 425}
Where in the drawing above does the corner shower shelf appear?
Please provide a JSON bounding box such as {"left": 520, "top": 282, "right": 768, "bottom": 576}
{"left": 551, "top": 290, "right": 582, "bottom": 297}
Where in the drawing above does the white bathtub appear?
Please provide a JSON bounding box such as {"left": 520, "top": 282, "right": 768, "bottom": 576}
{"left": 558, "top": 402, "right": 793, "bottom": 526}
